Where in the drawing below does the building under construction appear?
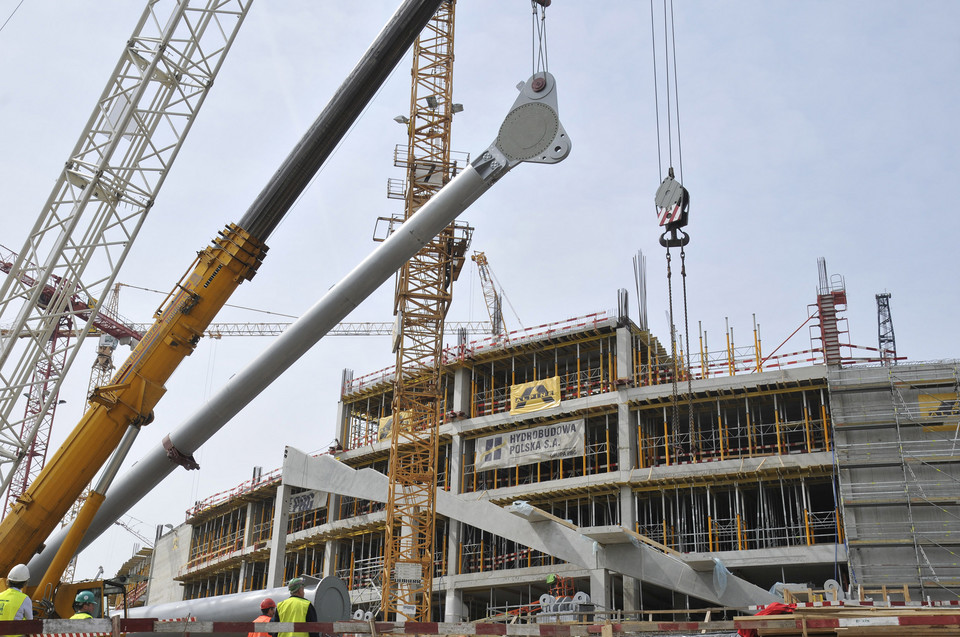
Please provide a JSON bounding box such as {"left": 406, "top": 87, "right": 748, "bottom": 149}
{"left": 142, "top": 265, "right": 960, "bottom": 619}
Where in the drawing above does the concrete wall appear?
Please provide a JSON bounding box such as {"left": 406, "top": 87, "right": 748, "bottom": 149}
{"left": 145, "top": 523, "right": 192, "bottom": 605}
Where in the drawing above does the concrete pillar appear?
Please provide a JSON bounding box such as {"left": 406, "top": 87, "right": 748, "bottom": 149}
{"left": 445, "top": 518, "right": 462, "bottom": 575}
{"left": 615, "top": 326, "right": 632, "bottom": 382}
{"left": 335, "top": 368, "right": 352, "bottom": 447}
{"left": 619, "top": 484, "right": 636, "bottom": 530}
{"left": 444, "top": 586, "right": 467, "bottom": 623}
{"left": 267, "top": 481, "right": 291, "bottom": 588}
{"left": 244, "top": 501, "right": 256, "bottom": 546}
{"left": 617, "top": 403, "right": 637, "bottom": 471}
{"left": 589, "top": 569, "right": 610, "bottom": 611}
{"left": 618, "top": 483, "right": 641, "bottom": 612}
{"left": 622, "top": 575, "right": 642, "bottom": 613}
{"left": 448, "top": 434, "right": 463, "bottom": 495}
{"left": 443, "top": 425, "right": 464, "bottom": 621}
{"left": 323, "top": 540, "right": 338, "bottom": 578}
{"left": 451, "top": 367, "right": 471, "bottom": 416}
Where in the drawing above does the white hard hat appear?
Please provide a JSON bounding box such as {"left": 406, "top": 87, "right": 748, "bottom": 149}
{"left": 8, "top": 564, "right": 29, "bottom": 584}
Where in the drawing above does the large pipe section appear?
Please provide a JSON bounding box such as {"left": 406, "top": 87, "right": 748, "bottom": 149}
{"left": 124, "top": 577, "right": 349, "bottom": 622}
{"left": 30, "top": 71, "right": 570, "bottom": 577}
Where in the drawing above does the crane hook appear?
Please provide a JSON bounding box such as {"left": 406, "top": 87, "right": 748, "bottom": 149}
{"left": 655, "top": 167, "right": 690, "bottom": 247}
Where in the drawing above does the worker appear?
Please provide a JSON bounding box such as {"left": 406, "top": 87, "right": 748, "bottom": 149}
{"left": 273, "top": 577, "right": 318, "bottom": 637}
{"left": 249, "top": 597, "right": 276, "bottom": 637}
{"left": 70, "top": 590, "right": 98, "bottom": 619}
{"left": 0, "top": 563, "right": 33, "bottom": 636}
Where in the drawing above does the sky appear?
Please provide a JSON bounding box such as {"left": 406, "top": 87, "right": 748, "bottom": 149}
{"left": 0, "top": 0, "right": 957, "bottom": 581}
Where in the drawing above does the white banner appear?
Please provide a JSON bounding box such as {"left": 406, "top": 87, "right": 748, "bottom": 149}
{"left": 288, "top": 489, "right": 327, "bottom": 514}
{"left": 475, "top": 419, "right": 584, "bottom": 471}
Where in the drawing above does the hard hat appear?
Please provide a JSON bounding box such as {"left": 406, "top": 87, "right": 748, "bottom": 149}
{"left": 287, "top": 577, "right": 304, "bottom": 592}
{"left": 75, "top": 590, "right": 97, "bottom": 605}
{"left": 7, "top": 564, "right": 29, "bottom": 584}
{"left": 260, "top": 597, "right": 276, "bottom": 610}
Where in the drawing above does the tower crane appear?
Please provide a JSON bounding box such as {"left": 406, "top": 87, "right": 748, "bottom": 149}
{"left": 0, "top": 0, "right": 253, "bottom": 513}
{"left": 470, "top": 251, "right": 509, "bottom": 342}
{"left": 0, "top": 247, "right": 141, "bottom": 517}
{"left": 876, "top": 292, "right": 897, "bottom": 365}
{"left": 113, "top": 518, "right": 154, "bottom": 549}
{"left": 383, "top": 1, "right": 467, "bottom": 621}
{"left": 383, "top": 1, "right": 555, "bottom": 620}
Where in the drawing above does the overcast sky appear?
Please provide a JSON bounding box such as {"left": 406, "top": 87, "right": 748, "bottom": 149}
{"left": 0, "top": 0, "right": 957, "bottom": 581}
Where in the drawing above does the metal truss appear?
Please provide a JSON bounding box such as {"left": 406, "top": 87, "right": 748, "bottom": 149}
{"left": 0, "top": 0, "right": 252, "bottom": 506}
{"left": 384, "top": 1, "right": 467, "bottom": 622}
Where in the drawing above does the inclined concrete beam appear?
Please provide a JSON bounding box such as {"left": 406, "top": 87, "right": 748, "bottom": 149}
{"left": 281, "top": 448, "right": 777, "bottom": 608}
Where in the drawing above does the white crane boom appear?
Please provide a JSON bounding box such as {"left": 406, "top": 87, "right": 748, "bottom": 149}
{"left": 0, "top": 0, "right": 253, "bottom": 503}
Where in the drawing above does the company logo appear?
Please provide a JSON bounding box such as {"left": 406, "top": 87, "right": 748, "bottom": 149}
{"left": 480, "top": 436, "right": 504, "bottom": 462}
{"left": 514, "top": 384, "right": 556, "bottom": 409}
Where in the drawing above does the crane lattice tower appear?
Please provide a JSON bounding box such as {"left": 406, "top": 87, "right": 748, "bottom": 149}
{"left": 384, "top": 0, "right": 471, "bottom": 622}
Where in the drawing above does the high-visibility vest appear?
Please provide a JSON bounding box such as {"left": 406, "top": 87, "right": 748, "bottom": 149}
{"left": 70, "top": 612, "right": 93, "bottom": 619}
{"left": 249, "top": 614, "right": 272, "bottom": 637}
{"left": 0, "top": 587, "right": 29, "bottom": 636}
{"left": 276, "top": 596, "right": 311, "bottom": 637}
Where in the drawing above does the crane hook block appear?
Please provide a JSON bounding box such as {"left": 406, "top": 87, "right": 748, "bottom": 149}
{"left": 655, "top": 171, "right": 690, "bottom": 231}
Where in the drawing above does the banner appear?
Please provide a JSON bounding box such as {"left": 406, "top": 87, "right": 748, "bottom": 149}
{"left": 510, "top": 376, "right": 561, "bottom": 414}
{"left": 475, "top": 419, "right": 584, "bottom": 471}
{"left": 918, "top": 391, "right": 959, "bottom": 430}
{"left": 288, "top": 489, "right": 328, "bottom": 514}
{"left": 378, "top": 411, "right": 411, "bottom": 441}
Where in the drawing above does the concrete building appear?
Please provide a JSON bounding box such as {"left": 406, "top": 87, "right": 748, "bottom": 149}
{"left": 143, "top": 299, "right": 960, "bottom": 618}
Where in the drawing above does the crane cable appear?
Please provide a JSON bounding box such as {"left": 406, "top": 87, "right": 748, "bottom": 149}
{"left": 531, "top": 1, "right": 550, "bottom": 77}
{"left": 651, "top": 0, "right": 697, "bottom": 461}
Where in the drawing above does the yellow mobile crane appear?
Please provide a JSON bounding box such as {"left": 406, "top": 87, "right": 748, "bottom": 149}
{"left": 0, "top": 0, "right": 447, "bottom": 617}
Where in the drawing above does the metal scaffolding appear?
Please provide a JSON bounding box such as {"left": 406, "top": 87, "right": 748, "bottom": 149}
{"left": 830, "top": 361, "right": 960, "bottom": 596}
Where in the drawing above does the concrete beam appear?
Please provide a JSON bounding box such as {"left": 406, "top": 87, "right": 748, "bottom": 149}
{"left": 281, "top": 448, "right": 777, "bottom": 608}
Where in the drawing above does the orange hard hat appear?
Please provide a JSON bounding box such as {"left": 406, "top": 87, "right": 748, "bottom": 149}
{"left": 260, "top": 597, "right": 276, "bottom": 610}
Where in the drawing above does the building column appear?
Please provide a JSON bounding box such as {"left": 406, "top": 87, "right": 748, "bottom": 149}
{"left": 243, "top": 500, "right": 256, "bottom": 546}
{"left": 617, "top": 403, "right": 637, "bottom": 471}
{"left": 443, "top": 412, "right": 465, "bottom": 621}
{"left": 323, "top": 540, "right": 339, "bottom": 578}
{"left": 589, "top": 569, "right": 610, "bottom": 611}
{"left": 622, "top": 575, "right": 642, "bottom": 613}
{"left": 267, "top": 481, "right": 291, "bottom": 588}
{"left": 451, "top": 367, "right": 471, "bottom": 417}
{"left": 618, "top": 479, "right": 640, "bottom": 612}
{"left": 444, "top": 586, "right": 467, "bottom": 623}
{"left": 615, "top": 326, "right": 633, "bottom": 383}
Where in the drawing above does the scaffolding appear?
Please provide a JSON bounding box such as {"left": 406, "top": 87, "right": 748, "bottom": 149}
{"left": 830, "top": 361, "right": 960, "bottom": 597}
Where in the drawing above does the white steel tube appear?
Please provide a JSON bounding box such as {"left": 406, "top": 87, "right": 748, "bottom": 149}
{"left": 30, "top": 165, "right": 491, "bottom": 577}
{"left": 29, "top": 70, "right": 569, "bottom": 576}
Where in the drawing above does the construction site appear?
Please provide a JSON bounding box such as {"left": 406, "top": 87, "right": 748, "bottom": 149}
{"left": 144, "top": 277, "right": 960, "bottom": 619}
{"left": 0, "top": 1, "right": 958, "bottom": 636}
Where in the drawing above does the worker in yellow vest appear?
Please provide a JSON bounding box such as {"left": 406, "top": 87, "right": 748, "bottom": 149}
{"left": 0, "top": 563, "right": 33, "bottom": 637}
{"left": 273, "top": 578, "right": 318, "bottom": 637}
{"left": 69, "top": 591, "right": 98, "bottom": 619}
